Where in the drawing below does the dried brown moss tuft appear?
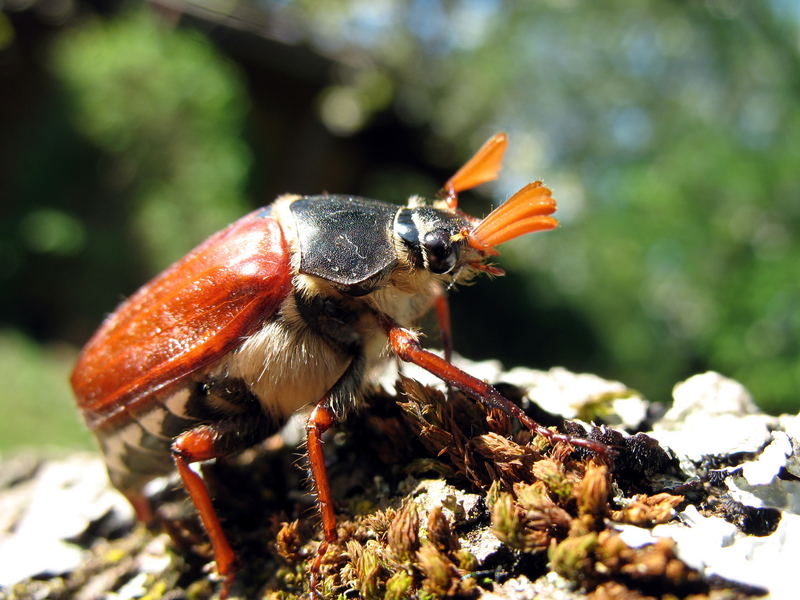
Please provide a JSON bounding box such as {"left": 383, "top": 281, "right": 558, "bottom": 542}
{"left": 610, "top": 493, "right": 685, "bottom": 526}
{"left": 275, "top": 520, "right": 304, "bottom": 564}
{"left": 387, "top": 501, "right": 420, "bottom": 562}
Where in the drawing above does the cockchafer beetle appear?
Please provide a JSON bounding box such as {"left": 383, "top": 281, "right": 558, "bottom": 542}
{"left": 71, "top": 133, "right": 608, "bottom": 598}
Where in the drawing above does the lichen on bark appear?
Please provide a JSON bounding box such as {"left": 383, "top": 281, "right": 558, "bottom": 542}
{"left": 2, "top": 367, "right": 796, "bottom": 599}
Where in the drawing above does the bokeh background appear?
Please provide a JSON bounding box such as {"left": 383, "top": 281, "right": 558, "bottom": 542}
{"left": 2, "top": 0, "right": 798, "bottom": 452}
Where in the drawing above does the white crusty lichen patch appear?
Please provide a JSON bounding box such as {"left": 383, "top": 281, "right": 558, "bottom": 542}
{"left": 623, "top": 371, "right": 800, "bottom": 600}
{"left": 0, "top": 453, "right": 134, "bottom": 587}
{"left": 651, "top": 372, "right": 773, "bottom": 466}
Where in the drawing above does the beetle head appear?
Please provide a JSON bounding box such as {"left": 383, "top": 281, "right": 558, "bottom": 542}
{"left": 389, "top": 133, "right": 557, "bottom": 286}
{"left": 395, "top": 205, "right": 468, "bottom": 276}
{"left": 394, "top": 181, "right": 557, "bottom": 283}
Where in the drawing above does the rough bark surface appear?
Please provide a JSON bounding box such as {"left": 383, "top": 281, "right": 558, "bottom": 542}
{"left": 2, "top": 362, "right": 797, "bottom": 600}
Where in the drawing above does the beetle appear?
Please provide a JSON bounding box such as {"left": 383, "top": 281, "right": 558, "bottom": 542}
{"left": 71, "top": 133, "right": 607, "bottom": 598}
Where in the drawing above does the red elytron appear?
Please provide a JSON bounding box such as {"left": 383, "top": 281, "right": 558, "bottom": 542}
{"left": 72, "top": 133, "right": 605, "bottom": 598}
{"left": 73, "top": 216, "right": 292, "bottom": 428}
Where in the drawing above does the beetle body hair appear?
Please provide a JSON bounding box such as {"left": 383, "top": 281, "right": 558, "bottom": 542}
{"left": 223, "top": 290, "right": 354, "bottom": 421}
{"left": 226, "top": 271, "right": 444, "bottom": 422}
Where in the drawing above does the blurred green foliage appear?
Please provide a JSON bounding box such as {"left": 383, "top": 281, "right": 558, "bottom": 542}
{"left": 52, "top": 9, "right": 251, "bottom": 270}
{"left": 2, "top": 8, "right": 253, "bottom": 450}
{"left": 0, "top": 330, "right": 92, "bottom": 450}
{"left": 1, "top": 0, "right": 798, "bottom": 450}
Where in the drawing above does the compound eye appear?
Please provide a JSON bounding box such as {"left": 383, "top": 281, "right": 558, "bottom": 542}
{"left": 423, "top": 230, "right": 458, "bottom": 274}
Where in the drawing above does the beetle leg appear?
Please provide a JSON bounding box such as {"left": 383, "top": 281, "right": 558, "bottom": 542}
{"left": 122, "top": 489, "right": 155, "bottom": 523}
{"left": 171, "top": 412, "right": 277, "bottom": 598}
{"left": 172, "top": 434, "right": 236, "bottom": 593}
{"left": 306, "top": 399, "right": 337, "bottom": 598}
{"left": 303, "top": 351, "right": 366, "bottom": 598}
{"left": 383, "top": 319, "right": 611, "bottom": 456}
{"left": 433, "top": 289, "right": 453, "bottom": 364}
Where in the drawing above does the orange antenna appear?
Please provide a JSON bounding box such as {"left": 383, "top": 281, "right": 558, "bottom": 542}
{"left": 468, "top": 181, "right": 558, "bottom": 250}
{"left": 440, "top": 132, "right": 508, "bottom": 209}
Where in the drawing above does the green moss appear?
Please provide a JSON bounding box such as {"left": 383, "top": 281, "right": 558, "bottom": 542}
{"left": 548, "top": 533, "right": 599, "bottom": 583}
{"left": 0, "top": 330, "right": 91, "bottom": 451}
{"left": 384, "top": 570, "right": 413, "bottom": 600}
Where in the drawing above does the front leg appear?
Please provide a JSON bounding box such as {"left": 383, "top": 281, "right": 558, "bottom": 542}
{"left": 382, "top": 317, "right": 611, "bottom": 455}
{"left": 304, "top": 352, "right": 366, "bottom": 599}
{"left": 306, "top": 399, "right": 337, "bottom": 599}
